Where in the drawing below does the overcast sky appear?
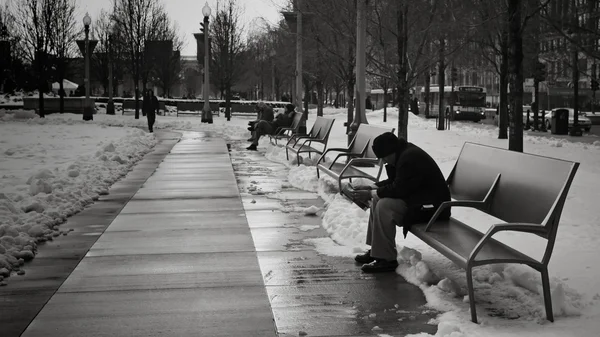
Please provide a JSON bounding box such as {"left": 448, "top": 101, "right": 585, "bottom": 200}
{"left": 77, "top": 0, "right": 288, "bottom": 55}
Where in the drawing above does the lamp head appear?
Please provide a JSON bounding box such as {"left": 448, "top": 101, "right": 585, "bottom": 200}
{"left": 202, "top": 2, "right": 211, "bottom": 17}
{"left": 83, "top": 13, "right": 92, "bottom": 27}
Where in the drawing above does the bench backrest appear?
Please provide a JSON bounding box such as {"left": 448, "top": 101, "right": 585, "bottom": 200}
{"left": 447, "top": 143, "right": 504, "bottom": 202}
{"left": 353, "top": 124, "right": 396, "bottom": 158}
{"left": 289, "top": 112, "right": 303, "bottom": 132}
{"left": 314, "top": 117, "right": 335, "bottom": 141}
{"left": 456, "top": 143, "right": 578, "bottom": 232}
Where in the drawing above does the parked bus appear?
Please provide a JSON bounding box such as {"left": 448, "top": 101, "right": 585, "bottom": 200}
{"left": 419, "top": 85, "right": 487, "bottom": 122}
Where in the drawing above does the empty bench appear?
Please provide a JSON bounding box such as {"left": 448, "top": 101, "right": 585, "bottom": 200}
{"left": 285, "top": 116, "right": 335, "bottom": 166}
{"left": 316, "top": 124, "right": 394, "bottom": 192}
{"left": 408, "top": 142, "right": 579, "bottom": 323}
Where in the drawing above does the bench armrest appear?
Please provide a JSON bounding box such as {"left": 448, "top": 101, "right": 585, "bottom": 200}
{"left": 425, "top": 200, "right": 486, "bottom": 231}
{"left": 287, "top": 135, "right": 317, "bottom": 147}
{"left": 316, "top": 148, "right": 351, "bottom": 166}
{"left": 347, "top": 158, "right": 380, "bottom": 166}
{"left": 469, "top": 223, "right": 547, "bottom": 263}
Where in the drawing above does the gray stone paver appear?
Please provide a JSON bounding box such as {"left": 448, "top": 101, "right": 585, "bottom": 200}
{"left": 20, "top": 132, "right": 276, "bottom": 337}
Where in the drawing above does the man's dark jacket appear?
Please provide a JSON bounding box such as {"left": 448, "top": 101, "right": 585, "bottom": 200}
{"left": 374, "top": 141, "right": 451, "bottom": 237}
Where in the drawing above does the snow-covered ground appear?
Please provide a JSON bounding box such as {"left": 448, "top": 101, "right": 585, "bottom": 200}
{"left": 1, "top": 104, "right": 599, "bottom": 336}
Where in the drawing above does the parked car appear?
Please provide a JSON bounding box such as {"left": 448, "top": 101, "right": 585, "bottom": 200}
{"left": 522, "top": 105, "right": 546, "bottom": 129}
{"left": 544, "top": 108, "right": 592, "bottom": 132}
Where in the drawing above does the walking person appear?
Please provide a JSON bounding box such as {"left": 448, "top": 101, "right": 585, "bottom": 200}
{"left": 351, "top": 132, "right": 451, "bottom": 273}
{"left": 145, "top": 90, "right": 156, "bottom": 133}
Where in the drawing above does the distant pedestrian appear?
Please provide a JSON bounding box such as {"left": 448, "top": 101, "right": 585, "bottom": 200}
{"left": 145, "top": 90, "right": 156, "bottom": 133}
{"left": 151, "top": 91, "right": 160, "bottom": 116}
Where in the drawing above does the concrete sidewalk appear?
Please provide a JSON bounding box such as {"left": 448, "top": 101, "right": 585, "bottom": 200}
{"left": 18, "top": 131, "right": 276, "bottom": 337}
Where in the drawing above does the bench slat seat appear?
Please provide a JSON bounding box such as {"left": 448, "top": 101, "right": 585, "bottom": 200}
{"left": 410, "top": 220, "right": 539, "bottom": 269}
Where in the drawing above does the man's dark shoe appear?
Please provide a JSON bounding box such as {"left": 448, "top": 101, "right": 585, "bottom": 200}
{"left": 246, "top": 144, "right": 258, "bottom": 151}
{"left": 354, "top": 249, "right": 375, "bottom": 264}
{"left": 361, "top": 259, "right": 399, "bottom": 273}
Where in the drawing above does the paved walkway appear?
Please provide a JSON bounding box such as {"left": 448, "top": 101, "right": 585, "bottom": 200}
{"left": 2, "top": 130, "right": 436, "bottom": 337}
{"left": 19, "top": 131, "right": 276, "bottom": 337}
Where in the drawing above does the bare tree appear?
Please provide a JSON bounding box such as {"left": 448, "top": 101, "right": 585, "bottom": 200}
{"left": 210, "top": 0, "right": 246, "bottom": 121}
{"left": 49, "top": 0, "right": 77, "bottom": 114}
{"left": 112, "top": 0, "right": 165, "bottom": 119}
{"left": 13, "top": 0, "right": 57, "bottom": 117}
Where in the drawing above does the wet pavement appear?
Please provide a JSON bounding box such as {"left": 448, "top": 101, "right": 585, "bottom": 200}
{"left": 1, "top": 130, "right": 437, "bottom": 337}
{"left": 230, "top": 141, "right": 437, "bottom": 336}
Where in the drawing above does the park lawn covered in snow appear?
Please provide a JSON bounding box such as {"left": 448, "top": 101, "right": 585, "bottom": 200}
{"left": 2, "top": 105, "right": 600, "bottom": 336}
{"left": 0, "top": 110, "right": 157, "bottom": 282}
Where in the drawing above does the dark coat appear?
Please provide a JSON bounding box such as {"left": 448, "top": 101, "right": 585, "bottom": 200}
{"left": 375, "top": 141, "right": 451, "bottom": 236}
{"left": 258, "top": 106, "right": 274, "bottom": 122}
{"left": 271, "top": 111, "right": 295, "bottom": 130}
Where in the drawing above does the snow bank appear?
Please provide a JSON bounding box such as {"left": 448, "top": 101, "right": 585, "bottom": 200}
{"left": 0, "top": 115, "right": 156, "bottom": 279}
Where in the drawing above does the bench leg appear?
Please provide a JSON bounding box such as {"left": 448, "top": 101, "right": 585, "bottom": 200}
{"left": 296, "top": 154, "right": 301, "bottom": 166}
{"left": 285, "top": 147, "right": 289, "bottom": 161}
{"left": 466, "top": 267, "right": 478, "bottom": 323}
{"left": 541, "top": 268, "right": 554, "bottom": 322}
{"left": 316, "top": 167, "right": 320, "bottom": 179}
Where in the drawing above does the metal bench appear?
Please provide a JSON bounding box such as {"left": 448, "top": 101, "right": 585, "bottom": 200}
{"left": 409, "top": 142, "right": 579, "bottom": 324}
{"left": 269, "top": 112, "right": 303, "bottom": 145}
{"left": 316, "top": 124, "right": 393, "bottom": 192}
{"left": 285, "top": 117, "right": 335, "bottom": 166}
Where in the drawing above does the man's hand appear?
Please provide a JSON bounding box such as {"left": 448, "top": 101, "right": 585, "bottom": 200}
{"left": 352, "top": 189, "right": 373, "bottom": 201}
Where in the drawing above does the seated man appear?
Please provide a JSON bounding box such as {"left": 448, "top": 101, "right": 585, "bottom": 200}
{"left": 351, "top": 132, "right": 451, "bottom": 273}
{"left": 247, "top": 102, "right": 275, "bottom": 138}
{"left": 246, "top": 104, "right": 296, "bottom": 151}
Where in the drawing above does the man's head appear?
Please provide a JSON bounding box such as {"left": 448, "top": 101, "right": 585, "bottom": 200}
{"left": 285, "top": 103, "right": 295, "bottom": 113}
{"left": 372, "top": 132, "right": 406, "bottom": 164}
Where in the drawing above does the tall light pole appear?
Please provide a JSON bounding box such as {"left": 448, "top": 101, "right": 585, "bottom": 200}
{"left": 271, "top": 50, "right": 276, "bottom": 101}
{"left": 348, "top": 0, "right": 369, "bottom": 142}
{"left": 201, "top": 2, "right": 213, "bottom": 124}
{"left": 107, "top": 33, "right": 115, "bottom": 115}
{"left": 82, "top": 13, "right": 93, "bottom": 121}
{"left": 295, "top": 0, "right": 305, "bottom": 134}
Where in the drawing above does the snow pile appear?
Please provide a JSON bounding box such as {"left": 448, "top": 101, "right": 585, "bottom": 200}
{"left": 0, "top": 116, "right": 156, "bottom": 278}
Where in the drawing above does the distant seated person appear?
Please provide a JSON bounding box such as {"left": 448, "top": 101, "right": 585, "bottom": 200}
{"left": 247, "top": 102, "right": 275, "bottom": 134}
{"left": 246, "top": 103, "right": 296, "bottom": 151}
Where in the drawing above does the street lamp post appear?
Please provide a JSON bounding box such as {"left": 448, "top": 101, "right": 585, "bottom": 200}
{"left": 271, "top": 50, "right": 276, "bottom": 101}
{"left": 107, "top": 33, "right": 115, "bottom": 115}
{"left": 348, "top": 0, "right": 368, "bottom": 143}
{"left": 569, "top": 30, "right": 581, "bottom": 136}
{"left": 83, "top": 13, "right": 93, "bottom": 121}
{"left": 201, "top": 2, "right": 213, "bottom": 124}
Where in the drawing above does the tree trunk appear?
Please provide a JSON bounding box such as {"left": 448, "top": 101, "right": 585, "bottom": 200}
{"left": 508, "top": 0, "right": 523, "bottom": 152}
{"left": 437, "top": 38, "right": 445, "bottom": 130}
{"left": 424, "top": 71, "right": 431, "bottom": 117}
{"left": 303, "top": 79, "right": 310, "bottom": 117}
{"left": 316, "top": 80, "right": 324, "bottom": 117}
{"left": 498, "top": 21, "right": 509, "bottom": 139}
{"left": 396, "top": 2, "right": 410, "bottom": 140}
{"left": 59, "top": 76, "right": 65, "bottom": 114}
{"left": 346, "top": 77, "right": 355, "bottom": 145}
{"left": 383, "top": 84, "right": 388, "bottom": 122}
{"left": 37, "top": 51, "right": 45, "bottom": 118}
